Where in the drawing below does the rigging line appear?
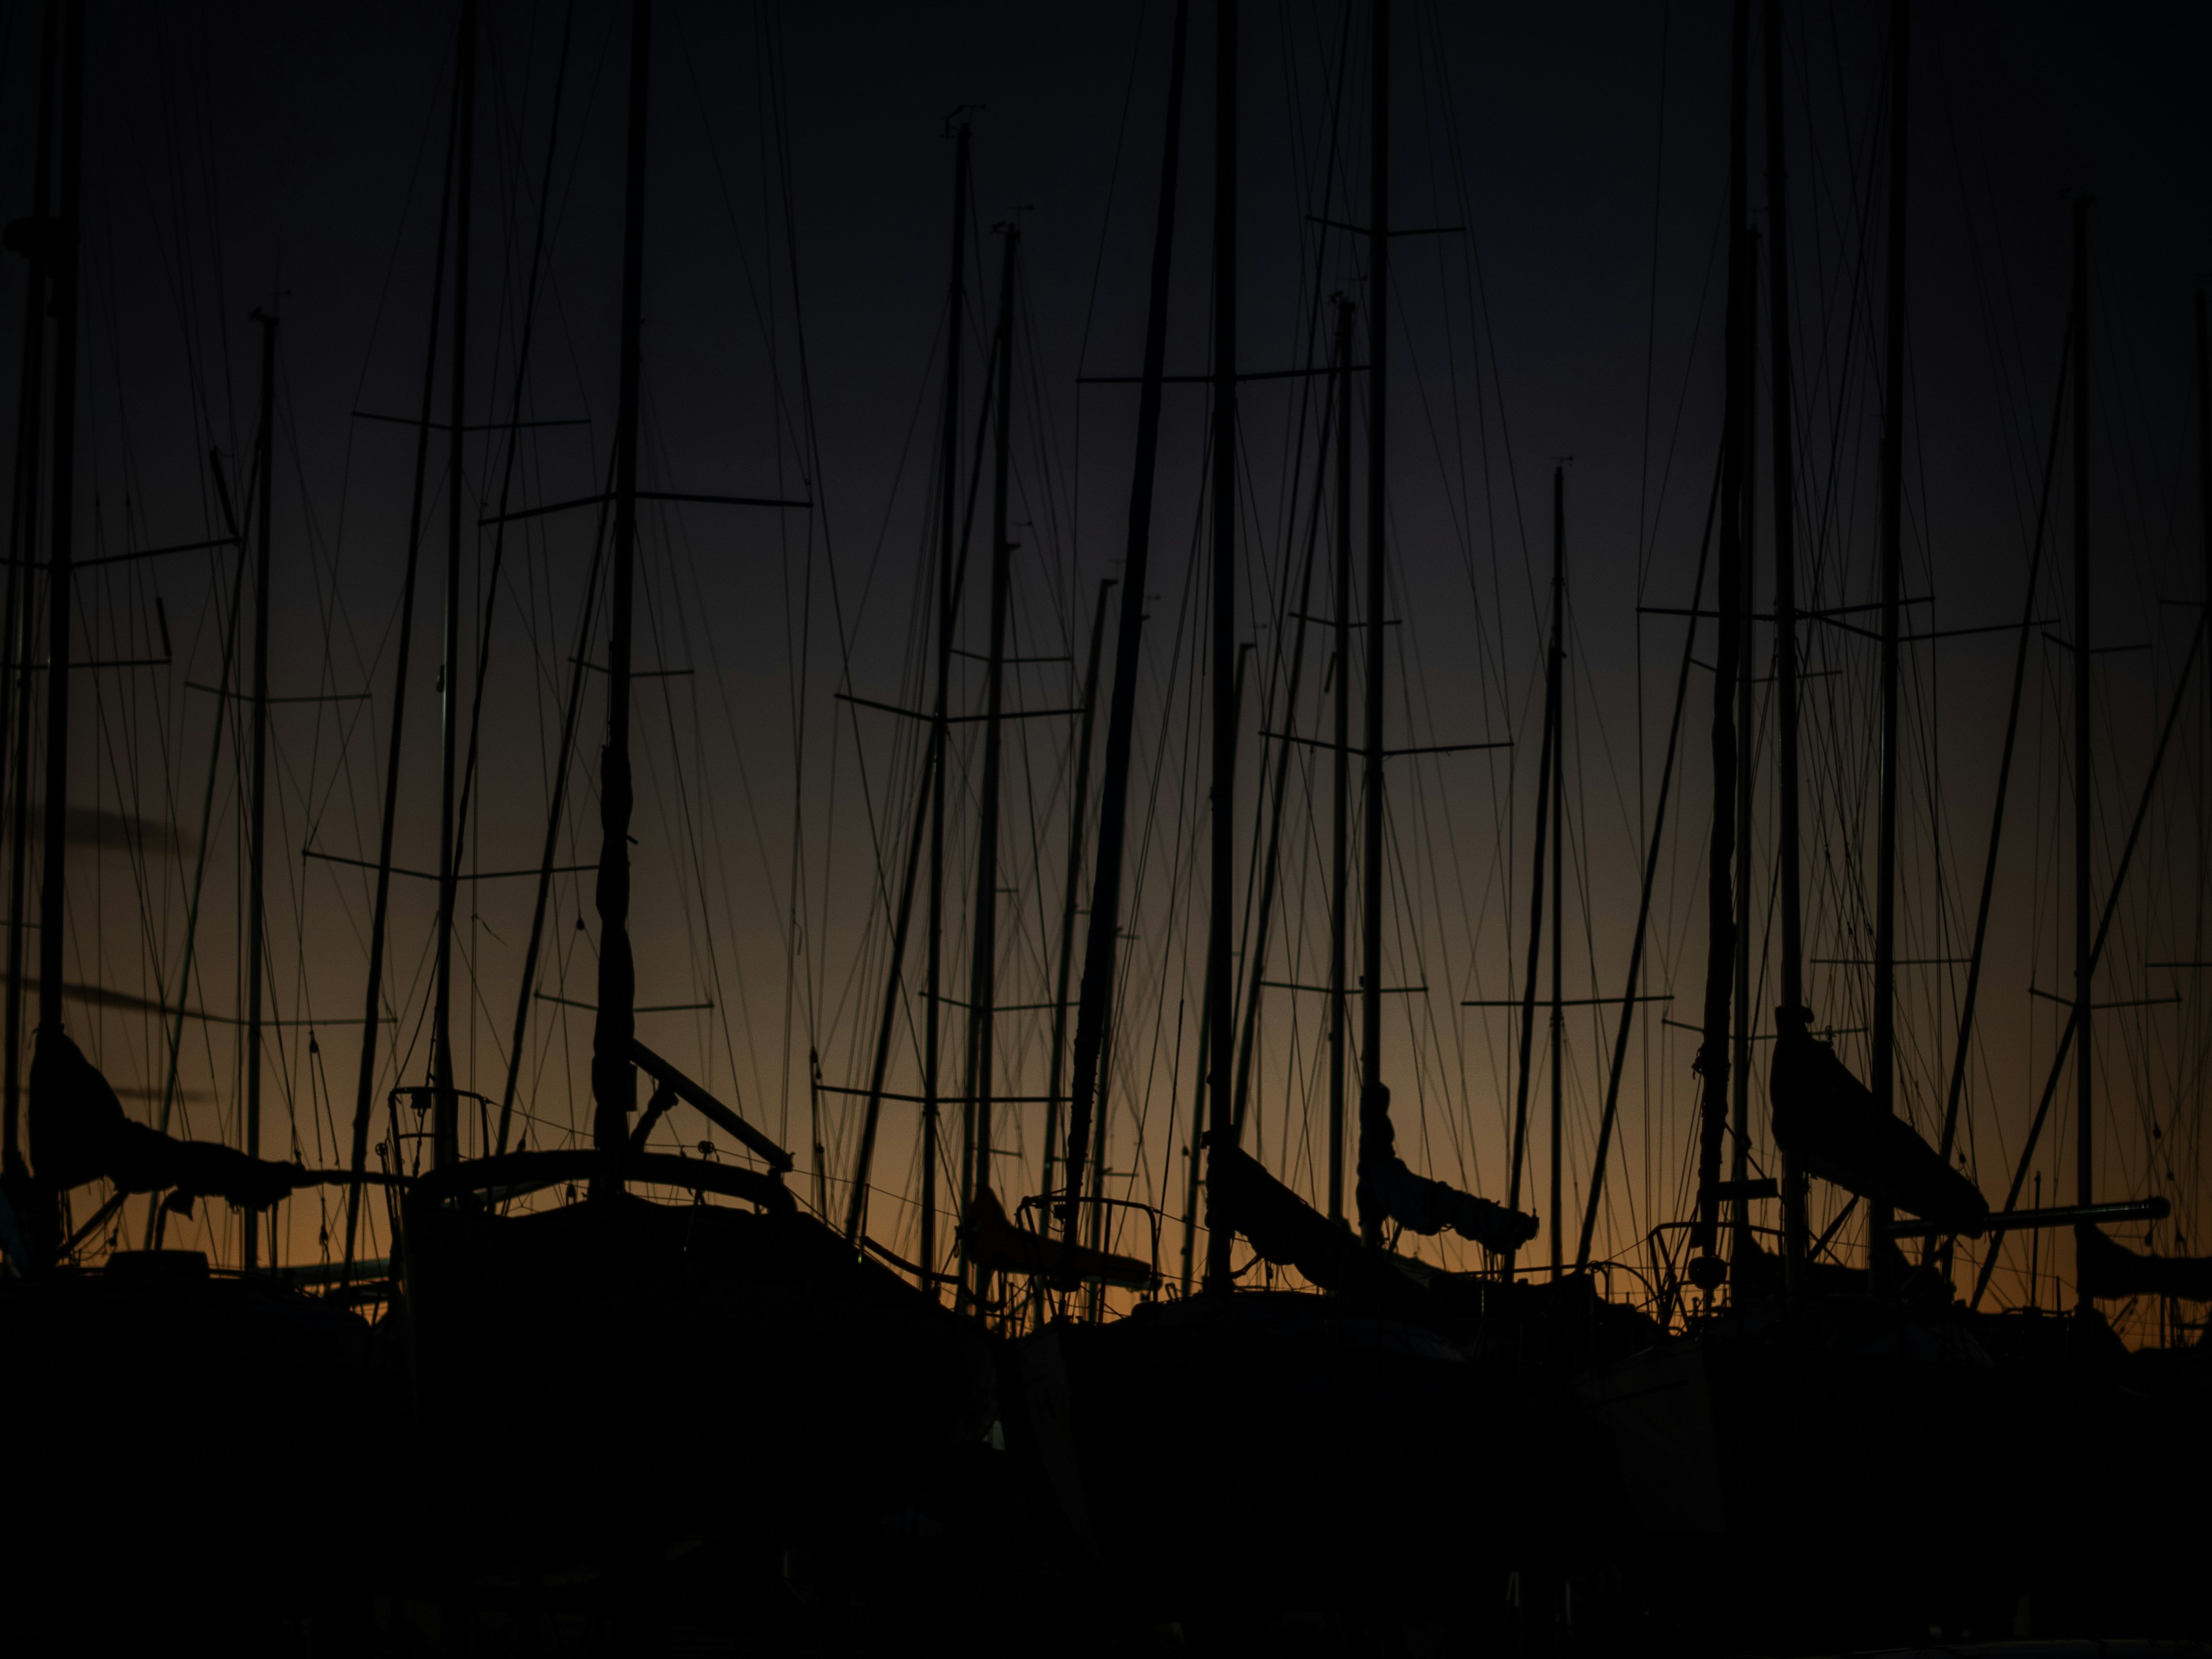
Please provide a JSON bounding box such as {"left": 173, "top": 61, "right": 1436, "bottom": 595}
{"left": 1158, "top": 488, "right": 1221, "bottom": 1277}
{"left": 140, "top": 499, "right": 247, "bottom": 1159}
{"left": 758, "top": 9, "right": 880, "bottom": 1207}
{"left": 1251, "top": 0, "right": 1354, "bottom": 608}
{"left": 491, "top": 456, "right": 616, "bottom": 1156}
{"left": 1930, "top": 37, "right": 2037, "bottom": 541}
{"left": 1418, "top": 21, "right": 1533, "bottom": 626}
{"left": 1635, "top": 0, "right": 1675, "bottom": 588}
{"left": 145, "top": 454, "right": 256, "bottom": 1148}
{"left": 1229, "top": 355, "right": 1336, "bottom": 1146}
{"left": 1222, "top": 5, "right": 1357, "bottom": 1165}
{"left": 0, "top": 0, "right": 57, "bottom": 1181}
{"left": 1060, "top": 0, "right": 1192, "bottom": 1239}
{"left": 1969, "top": 609, "right": 2210, "bottom": 1309}
{"left": 1071, "top": 0, "right": 1157, "bottom": 384}
{"left": 1936, "top": 321, "right": 2071, "bottom": 1166}
{"left": 341, "top": 52, "right": 463, "bottom": 1272}
{"left": 449, "top": 0, "right": 576, "bottom": 913}
{"left": 666, "top": 10, "right": 810, "bottom": 475}
{"left": 843, "top": 142, "right": 976, "bottom": 1243}
{"left": 842, "top": 267, "right": 1006, "bottom": 1232}
{"left": 753, "top": 3, "right": 822, "bottom": 1176}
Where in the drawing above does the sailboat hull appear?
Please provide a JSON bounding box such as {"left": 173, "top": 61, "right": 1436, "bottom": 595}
{"left": 401, "top": 1191, "right": 996, "bottom": 1533}
{"left": 1573, "top": 1304, "right": 2207, "bottom": 1641}
{"left": 0, "top": 1251, "right": 395, "bottom": 1627}
{"left": 1013, "top": 1291, "right": 1615, "bottom": 1612}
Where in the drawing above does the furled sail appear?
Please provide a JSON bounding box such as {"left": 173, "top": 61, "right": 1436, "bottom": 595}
{"left": 29, "top": 1029, "right": 298, "bottom": 1210}
{"left": 964, "top": 1187, "right": 1157, "bottom": 1289}
{"left": 2075, "top": 1223, "right": 2212, "bottom": 1302}
{"left": 1356, "top": 1084, "right": 1537, "bottom": 1253}
{"left": 1207, "top": 1138, "right": 1438, "bottom": 1312}
{"left": 1770, "top": 1013, "right": 1987, "bottom": 1232}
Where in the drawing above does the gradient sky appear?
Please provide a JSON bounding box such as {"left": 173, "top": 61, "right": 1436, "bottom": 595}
{"left": 5, "top": 1, "right": 2210, "bottom": 1320}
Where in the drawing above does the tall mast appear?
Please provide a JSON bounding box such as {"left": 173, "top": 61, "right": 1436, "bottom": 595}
{"left": 590, "top": 0, "right": 652, "bottom": 1182}
{"left": 1764, "top": 0, "right": 1808, "bottom": 1274}
{"left": 1178, "top": 646, "right": 1248, "bottom": 1292}
{"left": 241, "top": 311, "right": 276, "bottom": 1270}
{"left": 1573, "top": 461, "right": 1723, "bottom": 1272}
{"left": 1505, "top": 637, "right": 1555, "bottom": 1272}
{"left": 1934, "top": 324, "right": 2071, "bottom": 1185}
{"left": 1059, "top": 0, "right": 1190, "bottom": 1238}
{"left": 430, "top": 0, "right": 477, "bottom": 1171}
{"left": 1548, "top": 466, "right": 1566, "bottom": 1276}
{"left": 1045, "top": 579, "right": 1113, "bottom": 1206}
{"left": 957, "top": 225, "right": 1019, "bottom": 1309}
{"left": 342, "top": 75, "right": 463, "bottom": 1277}
{"left": 484, "top": 13, "right": 592, "bottom": 1164}
{"left": 2070, "top": 196, "right": 2091, "bottom": 1293}
{"left": 2198, "top": 289, "right": 2210, "bottom": 976}
{"left": 1356, "top": 0, "right": 1389, "bottom": 1248}
{"left": 922, "top": 126, "right": 973, "bottom": 1284}
{"left": 1689, "top": 0, "right": 1751, "bottom": 1287}
{"left": 1870, "top": 0, "right": 1911, "bottom": 1279}
{"left": 844, "top": 123, "right": 969, "bottom": 1253}
{"left": 1730, "top": 230, "right": 1758, "bottom": 1267}
{"left": 1202, "top": 0, "right": 1238, "bottom": 1293}
{"left": 1, "top": 0, "right": 58, "bottom": 1179}
{"left": 1228, "top": 444, "right": 1330, "bottom": 1145}
{"left": 1328, "top": 293, "right": 1353, "bottom": 1228}
{"left": 35, "top": 0, "right": 84, "bottom": 1050}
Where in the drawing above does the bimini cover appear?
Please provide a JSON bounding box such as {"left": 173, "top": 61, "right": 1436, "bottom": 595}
{"left": 2076, "top": 1223, "right": 2212, "bottom": 1302}
{"left": 1355, "top": 1084, "right": 1537, "bottom": 1253}
{"left": 30, "top": 1028, "right": 298, "bottom": 1209}
{"left": 1770, "top": 1019, "right": 1987, "bottom": 1232}
{"left": 963, "top": 1187, "right": 1157, "bottom": 1289}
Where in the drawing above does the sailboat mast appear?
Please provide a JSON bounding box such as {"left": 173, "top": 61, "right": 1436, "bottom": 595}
{"left": 1690, "top": 0, "right": 1751, "bottom": 1285}
{"left": 1203, "top": 0, "right": 1238, "bottom": 1293}
{"left": 2199, "top": 291, "right": 2210, "bottom": 656}
{"left": 1045, "top": 579, "right": 1113, "bottom": 1207}
{"left": 431, "top": 0, "right": 477, "bottom": 1171}
{"left": 2199, "top": 289, "right": 2210, "bottom": 956}
{"left": 1506, "top": 651, "right": 1554, "bottom": 1273}
{"left": 1548, "top": 466, "right": 1565, "bottom": 1277}
{"left": 1730, "top": 238, "right": 1756, "bottom": 1267}
{"left": 1764, "top": 0, "right": 1808, "bottom": 1272}
{"left": 241, "top": 312, "right": 276, "bottom": 1270}
{"left": 1059, "top": 0, "right": 1190, "bottom": 1240}
{"left": 1328, "top": 293, "right": 1353, "bottom": 1228}
{"left": 34, "top": 0, "right": 82, "bottom": 1051}
{"left": 1228, "top": 454, "right": 1329, "bottom": 1145}
{"left": 590, "top": 0, "right": 652, "bottom": 1181}
{"left": 957, "top": 224, "right": 1019, "bottom": 1309}
{"left": 2070, "top": 198, "right": 2092, "bottom": 1278}
{"left": 922, "top": 126, "right": 972, "bottom": 1285}
{"left": 843, "top": 124, "right": 969, "bottom": 1252}
{"left": 1357, "top": 0, "right": 1389, "bottom": 1248}
{"left": 1928, "top": 328, "right": 2071, "bottom": 1289}
{"left": 343, "top": 81, "right": 462, "bottom": 1276}
{"left": 1573, "top": 464, "right": 1723, "bottom": 1272}
{"left": 0, "top": 0, "right": 56, "bottom": 1179}
{"left": 1870, "top": 0, "right": 1911, "bottom": 1277}
{"left": 1180, "top": 647, "right": 1247, "bottom": 1291}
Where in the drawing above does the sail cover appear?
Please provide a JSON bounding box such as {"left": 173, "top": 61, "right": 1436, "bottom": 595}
{"left": 29, "top": 1028, "right": 298, "bottom": 1209}
{"left": 1770, "top": 1018, "right": 1987, "bottom": 1232}
{"left": 2076, "top": 1224, "right": 2212, "bottom": 1302}
{"left": 1208, "top": 1138, "right": 1441, "bottom": 1313}
{"left": 1356, "top": 1084, "right": 1537, "bottom": 1253}
{"left": 963, "top": 1187, "right": 1157, "bottom": 1289}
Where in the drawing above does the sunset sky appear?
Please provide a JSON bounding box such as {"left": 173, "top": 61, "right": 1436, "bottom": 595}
{"left": 6, "top": 0, "right": 2209, "bottom": 1322}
